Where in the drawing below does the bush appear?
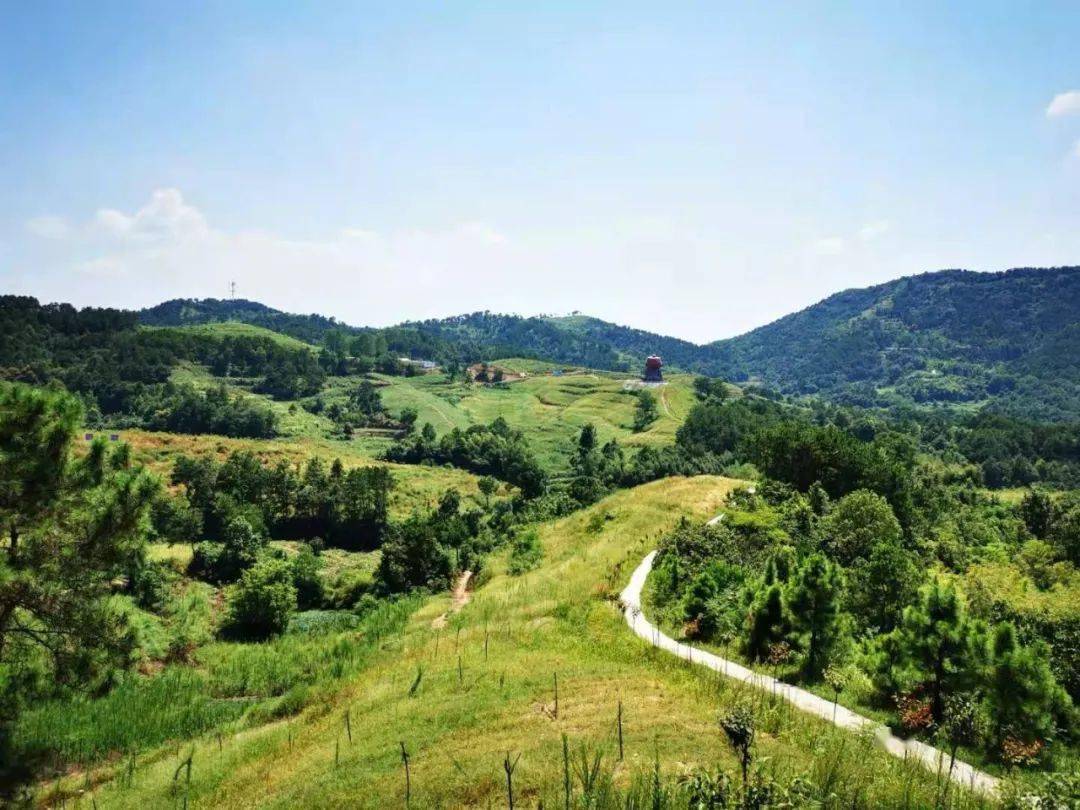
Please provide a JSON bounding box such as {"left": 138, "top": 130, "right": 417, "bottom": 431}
{"left": 190, "top": 516, "right": 267, "bottom": 583}
{"left": 290, "top": 545, "right": 325, "bottom": 610}
{"left": 222, "top": 557, "right": 298, "bottom": 641}
{"left": 507, "top": 528, "right": 543, "bottom": 575}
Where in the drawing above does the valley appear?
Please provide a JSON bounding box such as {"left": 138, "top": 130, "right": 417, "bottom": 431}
{"left": 1, "top": 276, "right": 1078, "bottom": 808}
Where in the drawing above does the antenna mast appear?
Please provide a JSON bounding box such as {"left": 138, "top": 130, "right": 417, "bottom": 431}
{"left": 229, "top": 280, "right": 236, "bottom": 300}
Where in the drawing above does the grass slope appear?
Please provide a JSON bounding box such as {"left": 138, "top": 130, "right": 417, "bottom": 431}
{"left": 143, "top": 322, "right": 317, "bottom": 351}
{"left": 73, "top": 477, "right": 980, "bottom": 808}
{"left": 375, "top": 369, "right": 697, "bottom": 472}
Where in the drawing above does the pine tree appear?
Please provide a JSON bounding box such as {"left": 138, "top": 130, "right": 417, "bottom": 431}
{"left": 0, "top": 385, "right": 157, "bottom": 749}
{"left": 874, "top": 579, "right": 981, "bottom": 723}
{"left": 983, "top": 623, "right": 1075, "bottom": 749}
{"left": 787, "top": 553, "right": 845, "bottom": 679}
{"left": 744, "top": 584, "right": 790, "bottom": 663}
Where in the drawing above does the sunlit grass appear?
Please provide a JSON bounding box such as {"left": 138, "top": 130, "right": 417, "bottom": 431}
{"left": 46, "top": 476, "right": 992, "bottom": 808}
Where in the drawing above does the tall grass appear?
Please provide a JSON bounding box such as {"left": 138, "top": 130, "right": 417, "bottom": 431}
{"left": 13, "top": 595, "right": 422, "bottom": 771}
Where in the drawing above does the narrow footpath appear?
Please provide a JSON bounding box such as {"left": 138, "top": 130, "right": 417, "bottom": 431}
{"left": 620, "top": 550, "right": 1000, "bottom": 798}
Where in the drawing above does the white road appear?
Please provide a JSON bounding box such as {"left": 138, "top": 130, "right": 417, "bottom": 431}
{"left": 620, "top": 549, "right": 1000, "bottom": 798}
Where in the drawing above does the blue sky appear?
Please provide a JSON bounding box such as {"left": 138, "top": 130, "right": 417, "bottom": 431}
{"left": 2, "top": 2, "right": 1078, "bottom": 341}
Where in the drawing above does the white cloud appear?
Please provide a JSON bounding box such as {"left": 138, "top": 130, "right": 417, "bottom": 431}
{"left": 94, "top": 188, "right": 209, "bottom": 242}
{"left": 26, "top": 215, "right": 71, "bottom": 240}
{"left": 77, "top": 256, "right": 129, "bottom": 279}
{"left": 812, "top": 236, "right": 846, "bottom": 255}
{"left": 1046, "top": 90, "right": 1080, "bottom": 118}
{"left": 37, "top": 188, "right": 523, "bottom": 325}
{"left": 858, "top": 220, "right": 892, "bottom": 241}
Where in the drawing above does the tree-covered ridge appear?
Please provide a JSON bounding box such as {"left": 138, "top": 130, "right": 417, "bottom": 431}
{"left": 708, "top": 267, "right": 1080, "bottom": 420}
{"left": 139, "top": 297, "right": 474, "bottom": 365}
{"left": 0, "top": 295, "right": 323, "bottom": 436}
{"left": 399, "top": 311, "right": 711, "bottom": 373}
{"left": 134, "top": 267, "right": 1080, "bottom": 419}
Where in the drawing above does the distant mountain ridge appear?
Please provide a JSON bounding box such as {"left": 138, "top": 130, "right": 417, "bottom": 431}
{"left": 138, "top": 265, "right": 1080, "bottom": 419}
{"left": 707, "top": 266, "right": 1080, "bottom": 420}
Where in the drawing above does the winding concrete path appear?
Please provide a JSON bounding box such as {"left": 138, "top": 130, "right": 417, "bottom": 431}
{"left": 621, "top": 550, "right": 1000, "bottom": 798}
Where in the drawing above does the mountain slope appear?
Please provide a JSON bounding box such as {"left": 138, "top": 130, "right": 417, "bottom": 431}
{"left": 708, "top": 266, "right": 1080, "bottom": 419}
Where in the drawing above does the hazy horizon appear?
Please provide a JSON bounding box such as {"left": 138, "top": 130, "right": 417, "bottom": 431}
{"left": 3, "top": 3, "right": 1079, "bottom": 342}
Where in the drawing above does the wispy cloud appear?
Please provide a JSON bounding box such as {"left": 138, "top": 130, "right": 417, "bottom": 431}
{"left": 858, "top": 220, "right": 892, "bottom": 241}
{"left": 31, "top": 188, "right": 519, "bottom": 320}
{"left": 1046, "top": 90, "right": 1080, "bottom": 118}
{"left": 811, "top": 219, "right": 892, "bottom": 255}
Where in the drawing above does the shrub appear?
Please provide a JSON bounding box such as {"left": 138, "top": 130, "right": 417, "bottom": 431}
{"left": 190, "top": 516, "right": 268, "bottom": 583}
{"left": 222, "top": 557, "right": 298, "bottom": 641}
{"left": 507, "top": 528, "right": 543, "bottom": 575}
{"left": 290, "top": 544, "right": 325, "bottom": 610}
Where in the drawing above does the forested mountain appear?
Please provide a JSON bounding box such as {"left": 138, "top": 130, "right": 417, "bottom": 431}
{"left": 405, "top": 267, "right": 1080, "bottom": 419}
{"left": 709, "top": 267, "right": 1080, "bottom": 420}
{"left": 140, "top": 298, "right": 359, "bottom": 344}
{"left": 124, "top": 265, "right": 1080, "bottom": 420}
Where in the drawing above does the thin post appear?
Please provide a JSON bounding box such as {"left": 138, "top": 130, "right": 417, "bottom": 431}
{"left": 458, "top": 655, "right": 463, "bottom": 686}
{"left": 562, "top": 734, "right": 571, "bottom": 810}
{"left": 400, "top": 742, "right": 411, "bottom": 807}
{"left": 345, "top": 708, "right": 352, "bottom": 743}
{"left": 617, "top": 701, "right": 624, "bottom": 761}
{"left": 553, "top": 672, "right": 559, "bottom": 719}
{"left": 503, "top": 751, "right": 521, "bottom": 810}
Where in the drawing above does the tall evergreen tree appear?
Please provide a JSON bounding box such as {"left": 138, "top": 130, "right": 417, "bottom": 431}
{"left": 787, "top": 553, "right": 846, "bottom": 679}
{"left": 874, "top": 579, "right": 981, "bottom": 723}
{"left": 983, "top": 623, "right": 1075, "bottom": 750}
{"left": 0, "top": 385, "right": 157, "bottom": 767}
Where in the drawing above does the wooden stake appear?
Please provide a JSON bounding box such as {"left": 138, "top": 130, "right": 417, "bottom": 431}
{"left": 617, "top": 701, "right": 624, "bottom": 761}
{"left": 400, "top": 742, "right": 411, "bottom": 807}
{"left": 503, "top": 751, "right": 521, "bottom": 810}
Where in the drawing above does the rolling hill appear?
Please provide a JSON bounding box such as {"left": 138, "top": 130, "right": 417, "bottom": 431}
{"left": 136, "top": 265, "right": 1080, "bottom": 419}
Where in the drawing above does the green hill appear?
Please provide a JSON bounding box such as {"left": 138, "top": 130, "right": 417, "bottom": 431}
{"left": 143, "top": 322, "right": 317, "bottom": 352}
{"left": 134, "top": 266, "right": 1080, "bottom": 420}
{"left": 42, "top": 477, "right": 982, "bottom": 809}
{"left": 709, "top": 267, "right": 1080, "bottom": 420}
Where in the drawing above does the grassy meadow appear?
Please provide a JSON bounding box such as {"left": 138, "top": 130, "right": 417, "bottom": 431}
{"left": 374, "top": 364, "right": 698, "bottom": 471}
{"left": 40, "top": 476, "right": 992, "bottom": 808}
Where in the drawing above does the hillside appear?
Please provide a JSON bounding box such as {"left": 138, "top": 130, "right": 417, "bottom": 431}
{"left": 42, "top": 477, "right": 983, "bottom": 809}
{"left": 709, "top": 267, "right": 1080, "bottom": 420}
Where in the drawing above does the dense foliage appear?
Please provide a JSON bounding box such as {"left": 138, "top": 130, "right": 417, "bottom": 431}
{"left": 386, "top": 417, "right": 548, "bottom": 497}
{"left": 169, "top": 451, "right": 392, "bottom": 551}
{"left": 709, "top": 267, "right": 1080, "bottom": 420}
{"left": 648, "top": 474, "right": 1079, "bottom": 770}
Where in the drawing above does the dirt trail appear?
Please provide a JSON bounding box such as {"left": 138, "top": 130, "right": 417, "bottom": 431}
{"left": 659, "top": 386, "right": 672, "bottom": 416}
{"left": 431, "top": 570, "right": 473, "bottom": 629}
